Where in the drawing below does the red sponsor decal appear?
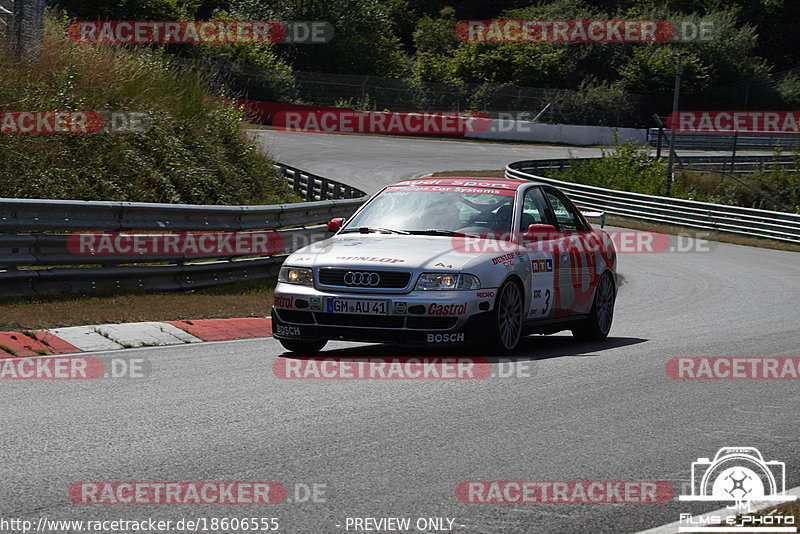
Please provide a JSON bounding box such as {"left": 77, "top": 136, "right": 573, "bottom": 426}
{"left": 67, "top": 232, "right": 285, "bottom": 256}
{"left": 667, "top": 111, "right": 800, "bottom": 134}
{"left": 67, "top": 21, "right": 285, "bottom": 44}
{"left": 274, "top": 110, "right": 489, "bottom": 136}
{"left": 334, "top": 256, "right": 404, "bottom": 263}
{"left": 69, "top": 482, "right": 286, "bottom": 504}
{"left": 666, "top": 357, "right": 800, "bottom": 379}
{"left": 476, "top": 292, "right": 495, "bottom": 298}
{"left": 273, "top": 356, "right": 490, "bottom": 379}
{"left": 273, "top": 296, "right": 294, "bottom": 308}
{"left": 386, "top": 185, "right": 516, "bottom": 196}
{"left": 392, "top": 178, "right": 520, "bottom": 190}
{"left": 456, "top": 481, "right": 673, "bottom": 503}
{"left": 457, "top": 20, "right": 673, "bottom": 43}
{"left": 427, "top": 303, "right": 467, "bottom": 316}
{"left": 491, "top": 252, "right": 516, "bottom": 265}
{"left": 0, "top": 111, "right": 104, "bottom": 134}
{"left": 0, "top": 356, "right": 104, "bottom": 379}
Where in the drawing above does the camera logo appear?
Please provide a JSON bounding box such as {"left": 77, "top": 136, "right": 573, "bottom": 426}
{"left": 679, "top": 447, "right": 795, "bottom": 506}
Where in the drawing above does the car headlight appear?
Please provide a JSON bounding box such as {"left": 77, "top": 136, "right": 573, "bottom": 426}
{"left": 416, "top": 273, "right": 480, "bottom": 291}
{"left": 278, "top": 266, "right": 314, "bottom": 286}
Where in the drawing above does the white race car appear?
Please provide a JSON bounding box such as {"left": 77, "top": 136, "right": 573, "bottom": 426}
{"left": 272, "top": 176, "right": 617, "bottom": 354}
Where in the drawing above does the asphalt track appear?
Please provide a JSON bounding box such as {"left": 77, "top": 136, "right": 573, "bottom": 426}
{"left": 2, "top": 134, "right": 798, "bottom": 534}
{"left": 250, "top": 129, "right": 767, "bottom": 194}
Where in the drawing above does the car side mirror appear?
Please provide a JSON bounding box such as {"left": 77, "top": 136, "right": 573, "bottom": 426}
{"left": 523, "top": 224, "right": 558, "bottom": 241}
{"left": 328, "top": 218, "right": 345, "bottom": 233}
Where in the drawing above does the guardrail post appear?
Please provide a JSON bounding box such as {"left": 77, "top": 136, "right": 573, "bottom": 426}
{"left": 305, "top": 176, "right": 315, "bottom": 202}
{"left": 320, "top": 179, "right": 329, "bottom": 200}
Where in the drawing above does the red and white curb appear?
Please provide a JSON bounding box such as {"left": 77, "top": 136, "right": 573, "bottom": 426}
{"left": 0, "top": 317, "right": 272, "bottom": 357}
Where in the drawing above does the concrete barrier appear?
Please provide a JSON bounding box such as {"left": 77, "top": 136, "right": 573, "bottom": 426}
{"left": 465, "top": 119, "right": 648, "bottom": 146}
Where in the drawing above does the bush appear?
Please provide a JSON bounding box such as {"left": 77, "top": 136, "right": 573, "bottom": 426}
{"left": 551, "top": 141, "right": 669, "bottom": 196}
{"left": 0, "top": 16, "right": 297, "bottom": 205}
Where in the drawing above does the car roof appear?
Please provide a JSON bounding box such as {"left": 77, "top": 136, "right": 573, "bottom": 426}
{"left": 388, "top": 176, "right": 542, "bottom": 191}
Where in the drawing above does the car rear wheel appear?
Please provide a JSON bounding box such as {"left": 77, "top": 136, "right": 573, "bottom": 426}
{"left": 572, "top": 272, "right": 615, "bottom": 341}
{"left": 490, "top": 280, "right": 524, "bottom": 353}
{"left": 278, "top": 339, "right": 327, "bottom": 354}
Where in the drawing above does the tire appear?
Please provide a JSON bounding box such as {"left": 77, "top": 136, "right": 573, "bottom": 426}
{"left": 278, "top": 339, "right": 327, "bottom": 354}
{"left": 488, "top": 279, "right": 524, "bottom": 354}
{"left": 572, "top": 272, "right": 615, "bottom": 341}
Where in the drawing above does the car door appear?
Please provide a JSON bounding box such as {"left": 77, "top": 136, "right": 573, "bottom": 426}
{"left": 519, "top": 186, "right": 556, "bottom": 319}
{"left": 541, "top": 187, "right": 596, "bottom": 317}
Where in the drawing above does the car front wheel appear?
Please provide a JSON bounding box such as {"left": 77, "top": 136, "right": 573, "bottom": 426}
{"left": 489, "top": 280, "right": 524, "bottom": 353}
{"left": 572, "top": 272, "right": 615, "bottom": 341}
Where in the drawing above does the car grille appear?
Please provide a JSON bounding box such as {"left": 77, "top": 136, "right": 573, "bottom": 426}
{"left": 318, "top": 268, "right": 411, "bottom": 289}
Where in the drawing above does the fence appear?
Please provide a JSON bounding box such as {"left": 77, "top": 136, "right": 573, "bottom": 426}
{"left": 648, "top": 128, "right": 800, "bottom": 151}
{"left": 0, "top": 165, "right": 367, "bottom": 298}
{"left": 1, "top": 0, "right": 44, "bottom": 58}
{"left": 518, "top": 155, "right": 797, "bottom": 176}
{"left": 506, "top": 160, "right": 800, "bottom": 244}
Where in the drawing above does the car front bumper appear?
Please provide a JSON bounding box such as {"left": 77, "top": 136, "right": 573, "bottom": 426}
{"left": 271, "top": 283, "right": 496, "bottom": 347}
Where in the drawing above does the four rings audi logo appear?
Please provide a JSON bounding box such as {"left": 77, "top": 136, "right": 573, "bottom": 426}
{"left": 343, "top": 271, "right": 381, "bottom": 286}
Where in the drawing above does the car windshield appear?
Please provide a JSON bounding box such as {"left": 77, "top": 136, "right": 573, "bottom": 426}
{"left": 344, "top": 184, "right": 516, "bottom": 234}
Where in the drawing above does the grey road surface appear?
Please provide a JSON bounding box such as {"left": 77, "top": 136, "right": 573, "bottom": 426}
{"left": 250, "top": 129, "right": 769, "bottom": 194}
{"left": 2, "top": 235, "right": 799, "bottom": 533}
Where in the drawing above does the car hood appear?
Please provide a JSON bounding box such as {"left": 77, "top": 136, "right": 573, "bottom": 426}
{"left": 287, "top": 234, "right": 487, "bottom": 271}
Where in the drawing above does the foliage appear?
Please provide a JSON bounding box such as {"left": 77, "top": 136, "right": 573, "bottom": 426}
{"left": 551, "top": 142, "right": 800, "bottom": 213}
{"left": 0, "top": 17, "right": 297, "bottom": 205}
{"left": 552, "top": 140, "right": 669, "bottom": 196}
{"left": 232, "top": 0, "right": 409, "bottom": 77}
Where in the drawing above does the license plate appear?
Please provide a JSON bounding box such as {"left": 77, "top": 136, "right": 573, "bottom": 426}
{"left": 325, "top": 298, "right": 390, "bottom": 315}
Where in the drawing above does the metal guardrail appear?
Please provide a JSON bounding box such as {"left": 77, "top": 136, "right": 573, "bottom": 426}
{"left": 506, "top": 161, "right": 800, "bottom": 244}
{"left": 276, "top": 163, "right": 365, "bottom": 201}
{"left": 0, "top": 165, "right": 367, "bottom": 298}
{"left": 517, "top": 155, "right": 796, "bottom": 176}
{"left": 647, "top": 129, "right": 800, "bottom": 151}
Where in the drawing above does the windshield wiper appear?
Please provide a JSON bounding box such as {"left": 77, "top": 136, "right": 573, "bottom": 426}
{"left": 340, "top": 226, "right": 410, "bottom": 235}
{"left": 408, "top": 229, "right": 463, "bottom": 236}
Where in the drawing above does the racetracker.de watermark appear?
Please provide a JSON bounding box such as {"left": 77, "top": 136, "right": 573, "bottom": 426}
{"left": 67, "top": 232, "right": 286, "bottom": 256}
{"left": 457, "top": 19, "right": 715, "bottom": 43}
{"left": 273, "top": 357, "right": 534, "bottom": 380}
{"left": 273, "top": 110, "right": 489, "bottom": 136}
{"left": 0, "top": 356, "right": 150, "bottom": 379}
{"left": 667, "top": 110, "right": 800, "bottom": 134}
{"left": 450, "top": 230, "right": 713, "bottom": 255}
{"left": 69, "top": 482, "right": 287, "bottom": 504}
{"left": 456, "top": 481, "right": 674, "bottom": 503}
{"left": 67, "top": 21, "right": 334, "bottom": 44}
{"left": 0, "top": 111, "right": 152, "bottom": 134}
{"left": 667, "top": 357, "right": 800, "bottom": 379}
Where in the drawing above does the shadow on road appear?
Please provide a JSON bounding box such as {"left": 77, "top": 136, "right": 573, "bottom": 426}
{"left": 281, "top": 336, "right": 648, "bottom": 364}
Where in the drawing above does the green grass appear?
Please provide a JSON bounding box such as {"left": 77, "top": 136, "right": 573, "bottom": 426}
{"left": 0, "top": 15, "right": 298, "bottom": 206}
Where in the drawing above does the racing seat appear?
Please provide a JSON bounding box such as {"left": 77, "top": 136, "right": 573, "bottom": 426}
{"left": 490, "top": 204, "right": 512, "bottom": 232}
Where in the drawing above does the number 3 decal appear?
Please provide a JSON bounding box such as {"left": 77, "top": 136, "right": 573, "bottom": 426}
{"left": 541, "top": 289, "right": 551, "bottom": 314}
